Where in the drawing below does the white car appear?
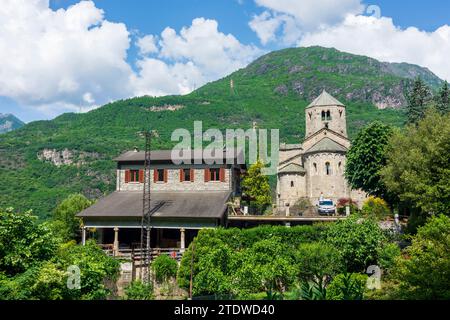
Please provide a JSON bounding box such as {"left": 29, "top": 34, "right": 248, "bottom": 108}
{"left": 317, "top": 199, "right": 336, "bottom": 215}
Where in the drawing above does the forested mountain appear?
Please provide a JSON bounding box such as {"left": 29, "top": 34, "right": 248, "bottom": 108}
{"left": 0, "top": 46, "right": 443, "bottom": 219}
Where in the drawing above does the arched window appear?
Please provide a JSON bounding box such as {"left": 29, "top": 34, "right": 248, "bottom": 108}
{"left": 313, "top": 163, "right": 318, "bottom": 174}
{"left": 339, "top": 109, "right": 343, "bottom": 118}
{"left": 326, "top": 110, "right": 332, "bottom": 120}
{"left": 309, "top": 112, "right": 312, "bottom": 120}
{"left": 325, "top": 162, "right": 332, "bottom": 175}
{"left": 291, "top": 181, "right": 294, "bottom": 188}
{"left": 338, "top": 161, "right": 342, "bottom": 173}
{"left": 321, "top": 111, "right": 326, "bottom": 121}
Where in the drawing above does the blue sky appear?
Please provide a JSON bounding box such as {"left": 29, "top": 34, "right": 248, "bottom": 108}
{"left": 1, "top": 0, "right": 449, "bottom": 122}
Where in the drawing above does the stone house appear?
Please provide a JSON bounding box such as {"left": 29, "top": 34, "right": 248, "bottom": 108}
{"left": 78, "top": 149, "right": 245, "bottom": 253}
{"left": 276, "top": 90, "right": 366, "bottom": 212}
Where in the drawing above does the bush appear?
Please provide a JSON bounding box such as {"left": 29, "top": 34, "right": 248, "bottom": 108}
{"left": 362, "top": 196, "right": 391, "bottom": 219}
{"left": 123, "top": 280, "right": 153, "bottom": 300}
{"left": 377, "top": 243, "right": 401, "bottom": 272}
{"left": 152, "top": 254, "right": 178, "bottom": 283}
{"left": 336, "top": 198, "right": 359, "bottom": 215}
{"left": 326, "top": 273, "right": 368, "bottom": 300}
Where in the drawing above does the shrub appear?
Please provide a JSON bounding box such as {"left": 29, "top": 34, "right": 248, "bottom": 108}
{"left": 377, "top": 243, "right": 401, "bottom": 272}
{"left": 362, "top": 196, "right": 391, "bottom": 219}
{"left": 336, "top": 198, "right": 359, "bottom": 215}
{"left": 152, "top": 254, "right": 178, "bottom": 283}
{"left": 123, "top": 280, "right": 153, "bottom": 300}
{"left": 326, "top": 273, "right": 368, "bottom": 300}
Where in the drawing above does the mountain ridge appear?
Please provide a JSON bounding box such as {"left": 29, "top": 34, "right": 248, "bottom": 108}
{"left": 0, "top": 46, "right": 443, "bottom": 218}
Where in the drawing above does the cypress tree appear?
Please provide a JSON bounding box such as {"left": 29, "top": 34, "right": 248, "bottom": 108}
{"left": 436, "top": 81, "right": 450, "bottom": 115}
{"left": 406, "top": 77, "right": 431, "bottom": 125}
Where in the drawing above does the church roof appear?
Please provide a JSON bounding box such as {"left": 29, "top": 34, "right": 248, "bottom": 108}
{"left": 278, "top": 163, "right": 306, "bottom": 174}
{"left": 306, "top": 90, "right": 345, "bottom": 109}
{"left": 305, "top": 137, "right": 347, "bottom": 154}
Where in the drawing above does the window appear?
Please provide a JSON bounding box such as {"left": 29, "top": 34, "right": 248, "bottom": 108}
{"left": 339, "top": 109, "right": 343, "bottom": 118}
{"left": 325, "top": 162, "right": 332, "bottom": 176}
{"left": 313, "top": 163, "right": 318, "bottom": 174}
{"left": 130, "top": 170, "right": 139, "bottom": 182}
{"left": 321, "top": 111, "right": 326, "bottom": 121}
{"left": 180, "top": 168, "right": 193, "bottom": 182}
{"left": 205, "top": 167, "right": 225, "bottom": 182}
{"left": 210, "top": 168, "right": 221, "bottom": 181}
{"left": 154, "top": 169, "right": 167, "bottom": 182}
{"left": 308, "top": 112, "right": 312, "bottom": 120}
{"left": 338, "top": 161, "right": 342, "bottom": 173}
{"left": 291, "top": 181, "right": 294, "bottom": 188}
{"left": 326, "top": 110, "right": 332, "bottom": 120}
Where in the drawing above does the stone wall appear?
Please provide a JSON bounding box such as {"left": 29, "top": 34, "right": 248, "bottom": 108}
{"left": 305, "top": 106, "right": 347, "bottom": 138}
{"left": 117, "top": 166, "right": 232, "bottom": 192}
{"left": 277, "top": 172, "right": 307, "bottom": 208}
{"left": 304, "top": 152, "right": 350, "bottom": 205}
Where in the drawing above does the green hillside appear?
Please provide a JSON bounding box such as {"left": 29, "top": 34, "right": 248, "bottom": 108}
{"left": 0, "top": 46, "right": 442, "bottom": 219}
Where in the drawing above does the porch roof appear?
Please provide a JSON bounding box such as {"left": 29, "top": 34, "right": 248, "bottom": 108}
{"left": 77, "top": 191, "right": 231, "bottom": 219}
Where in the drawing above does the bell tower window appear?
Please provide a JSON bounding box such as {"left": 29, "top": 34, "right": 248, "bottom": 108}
{"left": 325, "top": 162, "right": 332, "bottom": 175}
{"left": 326, "top": 110, "right": 332, "bottom": 120}
{"left": 321, "top": 111, "right": 326, "bottom": 121}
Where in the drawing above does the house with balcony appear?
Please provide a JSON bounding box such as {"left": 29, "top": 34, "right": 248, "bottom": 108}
{"left": 78, "top": 148, "right": 245, "bottom": 255}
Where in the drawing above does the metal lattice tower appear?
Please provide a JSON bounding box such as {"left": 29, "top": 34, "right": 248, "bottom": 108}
{"left": 140, "top": 130, "right": 152, "bottom": 284}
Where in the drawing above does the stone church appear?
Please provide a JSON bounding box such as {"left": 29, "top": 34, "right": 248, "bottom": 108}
{"left": 276, "top": 90, "right": 366, "bottom": 211}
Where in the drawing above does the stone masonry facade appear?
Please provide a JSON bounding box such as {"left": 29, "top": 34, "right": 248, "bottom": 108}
{"left": 276, "top": 90, "right": 366, "bottom": 211}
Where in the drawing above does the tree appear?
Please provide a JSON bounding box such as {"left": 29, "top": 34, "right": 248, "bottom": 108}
{"left": 436, "top": 81, "right": 450, "bottom": 115}
{"left": 0, "top": 208, "right": 57, "bottom": 275}
{"left": 345, "top": 121, "right": 393, "bottom": 198}
{"left": 381, "top": 109, "right": 450, "bottom": 217}
{"left": 233, "top": 237, "right": 296, "bottom": 297}
{"left": 326, "top": 215, "right": 386, "bottom": 272}
{"left": 295, "top": 242, "right": 343, "bottom": 292}
{"left": 392, "top": 215, "right": 450, "bottom": 299}
{"left": 241, "top": 159, "right": 272, "bottom": 213}
{"left": 406, "top": 77, "right": 432, "bottom": 125}
{"left": 52, "top": 194, "right": 93, "bottom": 242}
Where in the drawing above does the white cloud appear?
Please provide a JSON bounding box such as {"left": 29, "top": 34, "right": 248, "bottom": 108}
{"left": 136, "top": 34, "right": 159, "bottom": 55}
{"left": 0, "top": 0, "right": 133, "bottom": 117}
{"left": 132, "top": 18, "right": 263, "bottom": 97}
{"left": 299, "top": 15, "right": 450, "bottom": 81}
{"left": 250, "top": 0, "right": 364, "bottom": 45}
{"left": 0, "top": 2, "right": 262, "bottom": 118}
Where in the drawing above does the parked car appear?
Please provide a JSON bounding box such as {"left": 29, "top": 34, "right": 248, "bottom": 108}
{"left": 317, "top": 199, "right": 336, "bottom": 215}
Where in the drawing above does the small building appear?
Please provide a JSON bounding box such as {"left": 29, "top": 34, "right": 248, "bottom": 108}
{"left": 276, "top": 90, "right": 366, "bottom": 212}
{"left": 78, "top": 149, "right": 245, "bottom": 253}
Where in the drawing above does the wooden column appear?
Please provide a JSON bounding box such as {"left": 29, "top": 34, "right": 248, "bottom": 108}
{"left": 180, "top": 228, "right": 186, "bottom": 253}
{"left": 113, "top": 227, "right": 119, "bottom": 256}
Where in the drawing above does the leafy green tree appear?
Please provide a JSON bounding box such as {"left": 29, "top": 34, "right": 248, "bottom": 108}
{"left": 345, "top": 121, "right": 393, "bottom": 198}
{"left": 0, "top": 208, "right": 57, "bottom": 275}
{"left": 123, "top": 280, "right": 153, "bottom": 300}
{"left": 381, "top": 109, "right": 450, "bottom": 217}
{"left": 241, "top": 159, "right": 272, "bottom": 213}
{"left": 52, "top": 194, "right": 93, "bottom": 242}
{"left": 326, "top": 273, "right": 368, "bottom": 300}
{"left": 436, "top": 81, "right": 450, "bottom": 115}
{"left": 233, "top": 237, "right": 296, "bottom": 297}
{"left": 406, "top": 77, "right": 432, "bottom": 125}
{"left": 295, "top": 242, "right": 343, "bottom": 292}
{"left": 152, "top": 254, "right": 178, "bottom": 283}
{"left": 326, "top": 215, "right": 386, "bottom": 272}
{"left": 376, "top": 243, "right": 401, "bottom": 272}
{"left": 393, "top": 215, "right": 450, "bottom": 299}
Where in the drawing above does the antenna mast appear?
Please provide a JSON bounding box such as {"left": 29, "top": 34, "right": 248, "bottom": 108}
{"left": 140, "top": 130, "right": 152, "bottom": 284}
